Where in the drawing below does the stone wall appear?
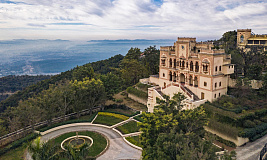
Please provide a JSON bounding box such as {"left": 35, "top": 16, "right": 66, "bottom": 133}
{"left": 228, "top": 78, "right": 263, "bottom": 89}
{"left": 128, "top": 93, "right": 147, "bottom": 106}
{"left": 204, "top": 126, "right": 249, "bottom": 147}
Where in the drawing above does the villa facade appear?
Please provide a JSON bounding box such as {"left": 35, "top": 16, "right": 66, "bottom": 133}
{"left": 147, "top": 37, "right": 235, "bottom": 112}
{"left": 237, "top": 29, "right": 267, "bottom": 51}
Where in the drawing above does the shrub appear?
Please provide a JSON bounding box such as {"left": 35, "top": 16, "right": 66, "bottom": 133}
{"left": 136, "top": 82, "right": 153, "bottom": 90}
{"left": 216, "top": 136, "right": 236, "bottom": 148}
{"left": 255, "top": 108, "right": 267, "bottom": 117}
{"left": 38, "top": 112, "right": 98, "bottom": 132}
{"left": 243, "top": 120, "right": 256, "bottom": 128}
{"left": 239, "top": 123, "right": 267, "bottom": 140}
{"left": 260, "top": 116, "right": 267, "bottom": 123}
{"left": 98, "top": 112, "right": 129, "bottom": 121}
{"left": 207, "top": 119, "right": 239, "bottom": 139}
{"left": 134, "top": 115, "right": 144, "bottom": 122}
{"left": 100, "top": 110, "right": 139, "bottom": 117}
{"left": 0, "top": 133, "right": 38, "bottom": 156}
{"left": 115, "top": 99, "right": 123, "bottom": 103}
{"left": 126, "top": 87, "right": 148, "bottom": 99}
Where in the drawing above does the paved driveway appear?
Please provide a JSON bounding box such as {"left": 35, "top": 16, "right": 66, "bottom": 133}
{"left": 27, "top": 124, "right": 142, "bottom": 160}
{"left": 235, "top": 134, "right": 267, "bottom": 160}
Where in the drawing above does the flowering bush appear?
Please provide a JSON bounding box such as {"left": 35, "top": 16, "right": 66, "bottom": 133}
{"left": 98, "top": 112, "right": 129, "bottom": 121}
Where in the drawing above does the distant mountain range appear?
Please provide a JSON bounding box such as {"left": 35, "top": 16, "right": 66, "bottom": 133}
{"left": 0, "top": 39, "right": 174, "bottom": 77}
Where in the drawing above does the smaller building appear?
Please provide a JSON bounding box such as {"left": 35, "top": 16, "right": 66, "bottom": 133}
{"left": 237, "top": 29, "right": 267, "bottom": 51}
{"left": 146, "top": 37, "right": 234, "bottom": 113}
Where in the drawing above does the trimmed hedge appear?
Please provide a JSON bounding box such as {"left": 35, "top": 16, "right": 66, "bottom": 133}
{"left": 207, "top": 119, "right": 239, "bottom": 140}
{"left": 134, "top": 115, "right": 144, "bottom": 122}
{"left": 216, "top": 136, "right": 237, "bottom": 148}
{"left": 0, "top": 133, "right": 38, "bottom": 156}
{"left": 101, "top": 110, "right": 140, "bottom": 117}
{"left": 38, "top": 112, "right": 98, "bottom": 132}
{"left": 126, "top": 87, "right": 148, "bottom": 99}
{"left": 98, "top": 112, "right": 129, "bottom": 121}
{"left": 136, "top": 82, "right": 153, "bottom": 90}
{"left": 239, "top": 123, "right": 267, "bottom": 140}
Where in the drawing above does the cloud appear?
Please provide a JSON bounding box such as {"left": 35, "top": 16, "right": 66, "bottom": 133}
{"left": 0, "top": 0, "right": 266, "bottom": 40}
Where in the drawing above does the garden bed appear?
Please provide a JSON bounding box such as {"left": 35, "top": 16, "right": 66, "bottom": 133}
{"left": 125, "top": 136, "right": 142, "bottom": 148}
{"left": 116, "top": 121, "right": 140, "bottom": 134}
{"left": 93, "top": 112, "right": 129, "bottom": 126}
{"left": 51, "top": 131, "right": 107, "bottom": 157}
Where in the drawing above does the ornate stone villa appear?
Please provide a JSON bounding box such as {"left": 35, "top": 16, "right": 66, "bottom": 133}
{"left": 237, "top": 29, "right": 267, "bottom": 51}
{"left": 146, "top": 37, "right": 235, "bottom": 112}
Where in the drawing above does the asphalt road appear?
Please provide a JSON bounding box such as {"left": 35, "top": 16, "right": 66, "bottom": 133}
{"left": 235, "top": 134, "right": 267, "bottom": 160}
{"left": 27, "top": 124, "right": 142, "bottom": 160}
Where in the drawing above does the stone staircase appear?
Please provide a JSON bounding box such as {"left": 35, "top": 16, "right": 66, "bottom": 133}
{"left": 183, "top": 86, "right": 200, "bottom": 101}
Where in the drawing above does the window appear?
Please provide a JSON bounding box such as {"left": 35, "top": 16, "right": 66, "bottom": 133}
{"left": 215, "top": 83, "right": 217, "bottom": 88}
{"left": 219, "top": 82, "right": 221, "bottom": 87}
{"left": 240, "top": 35, "right": 244, "bottom": 43}
{"left": 204, "top": 82, "right": 207, "bottom": 86}
{"left": 161, "top": 59, "right": 166, "bottom": 66}
{"left": 163, "top": 73, "right": 165, "bottom": 77}
{"left": 229, "top": 66, "right": 230, "bottom": 69}
{"left": 215, "top": 66, "right": 217, "bottom": 72}
{"left": 203, "top": 65, "right": 208, "bottom": 72}
{"left": 214, "top": 94, "right": 216, "bottom": 98}
{"left": 219, "top": 93, "right": 221, "bottom": 97}
{"left": 219, "top": 66, "right": 221, "bottom": 71}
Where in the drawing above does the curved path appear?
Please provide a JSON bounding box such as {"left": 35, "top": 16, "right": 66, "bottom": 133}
{"left": 235, "top": 134, "right": 267, "bottom": 160}
{"left": 39, "top": 123, "right": 142, "bottom": 160}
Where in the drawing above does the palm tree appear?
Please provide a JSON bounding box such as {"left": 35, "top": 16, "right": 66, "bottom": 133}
{"left": 28, "top": 137, "right": 61, "bottom": 160}
{"left": 60, "top": 143, "right": 92, "bottom": 160}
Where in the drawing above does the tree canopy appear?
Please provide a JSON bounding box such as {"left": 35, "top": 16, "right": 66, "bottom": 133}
{"left": 139, "top": 93, "right": 216, "bottom": 160}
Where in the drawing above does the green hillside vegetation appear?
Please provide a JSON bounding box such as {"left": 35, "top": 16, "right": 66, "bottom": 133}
{"left": 0, "top": 46, "right": 160, "bottom": 137}
{"left": 0, "top": 75, "right": 51, "bottom": 101}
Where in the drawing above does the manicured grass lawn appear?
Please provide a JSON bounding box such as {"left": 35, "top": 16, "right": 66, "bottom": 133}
{"left": 105, "top": 108, "right": 134, "bottom": 115}
{"left": 116, "top": 121, "right": 140, "bottom": 134}
{"left": 0, "top": 145, "right": 26, "bottom": 160}
{"left": 134, "top": 114, "right": 143, "bottom": 122}
{"left": 51, "top": 131, "right": 107, "bottom": 157}
{"left": 93, "top": 115, "right": 124, "bottom": 126}
{"left": 126, "top": 136, "right": 142, "bottom": 148}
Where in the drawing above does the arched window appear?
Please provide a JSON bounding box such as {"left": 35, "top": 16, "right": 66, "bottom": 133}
{"left": 219, "top": 66, "right": 221, "bottom": 71}
{"left": 203, "top": 65, "right": 208, "bottom": 72}
{"left": 161, "top": 59, "right": 166, "bottom": 66}
{"left": 240, "top": 35, "right": 244, "bottom": 43}
{"left": 194, "top": 76, "right": 198, "bottom": 87}
{"left": 169, "top": 71, "right": 172, "bottom": 81}
{"left": 215, "top": 66, "right": 218, "bottom": 72}
{"left": 173, "top": 59, "right": 176, "bottom": 69}
{"left": 195, "top": 62, "right": 199, "bottom": 72}
{"left": 180, "top": 73, "right": 185, "bottom": 83}
{"left": 182, "top": 61, "right": 185, "bottom": 68}
{"left": 190, "top": 61, "right": 193, "bottom": 71}
{"left": 189, "top": 75, "right": 193, "bottom": 86}
{"left": 173, "top": 72, "right": 177, "bottom": 82}
{"left": 169, "top": 58, "right": 172, "bottom": 68}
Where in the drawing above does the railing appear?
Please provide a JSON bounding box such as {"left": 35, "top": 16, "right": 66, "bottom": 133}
{"left": 0, "top": 106, "right": 103, "bottom": 146}
{"left": 259, "top": 143, "right": 267, "bottom": 160}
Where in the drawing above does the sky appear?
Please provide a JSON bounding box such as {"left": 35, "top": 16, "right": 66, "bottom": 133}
{"left": 0, "top": 0, "right": 267, "bottom": 41}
